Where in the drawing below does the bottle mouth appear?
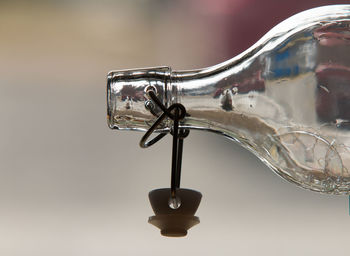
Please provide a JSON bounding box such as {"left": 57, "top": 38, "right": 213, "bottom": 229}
{"left": 107, "top": 66, "right": 171, "bottom": 131}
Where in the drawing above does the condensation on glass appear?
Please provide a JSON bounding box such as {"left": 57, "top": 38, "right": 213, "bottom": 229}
{"left": 107, "top": 5, "right": 350, "bottom": 194}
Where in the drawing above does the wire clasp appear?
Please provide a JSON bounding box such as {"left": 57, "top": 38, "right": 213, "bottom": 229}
{"left": 140, "top": 90, "right": 190, "bottom": 200}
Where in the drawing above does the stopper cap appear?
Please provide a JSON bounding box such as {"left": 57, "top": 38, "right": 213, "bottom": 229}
{"left": 148, "top": 188, "right": 202, "bottom": 237}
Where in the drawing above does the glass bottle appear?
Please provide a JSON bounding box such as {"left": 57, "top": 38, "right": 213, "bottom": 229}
{"left": 107, "top": 5, "right": 350, "bottom": 194}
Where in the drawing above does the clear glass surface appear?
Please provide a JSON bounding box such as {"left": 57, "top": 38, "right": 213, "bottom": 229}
{"left": 108, "top": 5, "right": 350, "bottom": 194}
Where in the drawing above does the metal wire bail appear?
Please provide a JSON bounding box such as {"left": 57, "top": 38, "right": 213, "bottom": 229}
{"left": 139, "top": 90, "right": 190, "bottom": 199}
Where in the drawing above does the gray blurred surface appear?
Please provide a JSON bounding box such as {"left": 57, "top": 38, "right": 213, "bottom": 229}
{"left": 0, "top": 1, "right": 349, "bottom": 255}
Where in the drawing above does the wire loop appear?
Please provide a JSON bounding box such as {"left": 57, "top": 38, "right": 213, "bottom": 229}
{"left": 139, "top": 90, "right": 190, "bottom": 199}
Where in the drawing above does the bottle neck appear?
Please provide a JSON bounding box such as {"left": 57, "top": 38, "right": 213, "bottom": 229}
{"left": 169, "top": 63, "right": 272, "bottom": 140}
{"left": 107, "top": 61, "right": 271, "bottom": 140}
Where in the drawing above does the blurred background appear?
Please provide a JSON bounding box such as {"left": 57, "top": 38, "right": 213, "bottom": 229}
{"left": 1, "top": 0, "right": 350, "bottom": 255}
